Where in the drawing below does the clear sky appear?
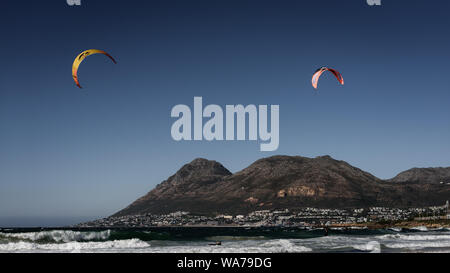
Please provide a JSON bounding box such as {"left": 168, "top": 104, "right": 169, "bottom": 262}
{"left": 1, "top": 0, "right": 449, "bottom": 227}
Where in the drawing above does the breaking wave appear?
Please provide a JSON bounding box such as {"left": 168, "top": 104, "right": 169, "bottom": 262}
{"left": 375, "top": 233, "right": 450, "bottom": 250}
{"left": 0, "top": 230, "right": 111, "bottom": 243}
{"left": 260, "top": 239, "right": 312, "bottom": 253}
{"left": 377, "top": 233, "right": 450, "bottom": 241}
{"left": 0, "top": 239, "right": 150, "bottom": 253}
{"left": 137, "top": 239, "right": 312, "bottom": 253}
{"left": 351, "top": 241, "right": 381, "bottom": 253}
{"left": 409, "top": 226, "right": 428, "bottom": 232}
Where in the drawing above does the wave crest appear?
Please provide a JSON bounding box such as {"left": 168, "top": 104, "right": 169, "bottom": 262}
{"left": 0, "top": 230, "right": 111, "bottom": 243}
{"left": 0, "top": 238, "right": 149, "bottom": 253}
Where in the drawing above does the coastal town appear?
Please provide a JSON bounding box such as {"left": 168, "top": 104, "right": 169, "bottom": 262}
{"left": 78, "top": 202, "right": 450, "bottom": 228}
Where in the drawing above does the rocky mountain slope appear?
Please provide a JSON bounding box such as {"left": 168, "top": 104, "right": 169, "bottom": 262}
{"left": 113, "top": 156, "right": 450, "bottom": 216}
{"left": 389, "top": 167, "right": 450, "bottom": 184}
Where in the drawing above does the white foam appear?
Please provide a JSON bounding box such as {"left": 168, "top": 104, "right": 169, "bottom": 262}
{"left": 384, "top": 241, "right": 450, "bottom": 250}
{"left": 0, "top": 230, "right": 111, "bottom": 243}
{"left": 147, "top": 239, "right": 311, "bottom": 253}
{"left": 377, "top": 234, "right": 450, "bottom": 241}
{"left": 388, "top": 227, "right": 402, "bottom": 232}
{"left": 352, "top": 241, "right": 381, "bottom": 253}
{"left": 0, "top": 239, "right": 149, "bottom": 253}
{"left": 259, "top": 239, "right": 312, "bottom": 253}
{"left": 376, "top": 232, "right": 450, "bottom": 250}
{"left": 410, "top": 226, "right": 428, "bottom": 231}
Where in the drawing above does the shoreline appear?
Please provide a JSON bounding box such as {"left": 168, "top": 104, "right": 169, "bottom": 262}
{"left": 330, "top": 220, "right": 450, "bottom": 230}
{"left": 2, "top": 220, "right": 449, "bottom": 231}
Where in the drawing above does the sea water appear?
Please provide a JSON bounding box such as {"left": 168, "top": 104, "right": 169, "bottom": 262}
{"left": 0, "top": 227, "right": 449, "bottom": 253}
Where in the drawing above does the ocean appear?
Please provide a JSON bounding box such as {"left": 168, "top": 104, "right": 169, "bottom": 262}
{"left": 0, "top": 226, "right": 449, "bottom": 253}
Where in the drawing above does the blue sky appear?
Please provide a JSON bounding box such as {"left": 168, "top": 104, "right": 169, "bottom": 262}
{"left": 1, "top": 0, "right": 449, "bottom": 226}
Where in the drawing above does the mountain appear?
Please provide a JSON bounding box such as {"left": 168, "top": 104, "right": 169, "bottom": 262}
{"left": 389, "top": 167, "right": 450, "bottom": 184}
{"left": 113, "top": 156, "right": 450, "bottom": 217}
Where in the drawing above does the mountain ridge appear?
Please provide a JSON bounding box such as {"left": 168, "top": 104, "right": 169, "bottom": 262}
{"left": 113, "top": 155, "right": 450, "bottom": 217}
{"left": 389, "top": 167, "right": 450, "bottom": 184}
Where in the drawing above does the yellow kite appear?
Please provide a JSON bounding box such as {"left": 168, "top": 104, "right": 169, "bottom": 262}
{"left": 72, "top": 49, "right": 117, "bottom": 88}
